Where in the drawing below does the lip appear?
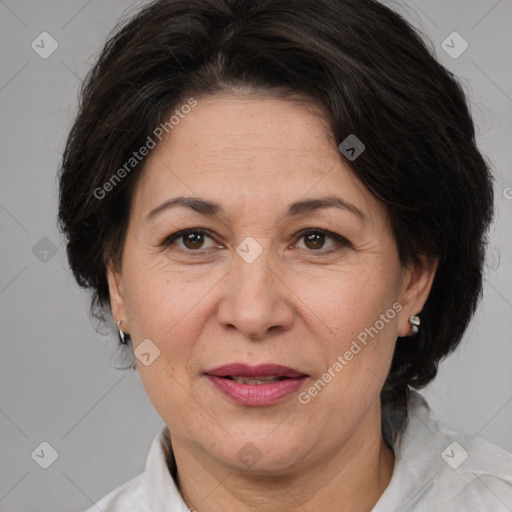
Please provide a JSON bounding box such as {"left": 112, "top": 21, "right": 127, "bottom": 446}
{"left": 205, "top": 363, "right": 307, "bottom": 379}
{"left": 204, "top": 363, "right": 309, "bottom": 406}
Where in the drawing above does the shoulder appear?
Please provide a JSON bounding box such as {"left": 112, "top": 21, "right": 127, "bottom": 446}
{"left": 418, "top": 422, "right": 512, "bottom": 509}
{"left": 377, "top": 391, "right": 512, "bottom": 511}
{"left": 83, "top": 472, "right": 146, "bottom": 512}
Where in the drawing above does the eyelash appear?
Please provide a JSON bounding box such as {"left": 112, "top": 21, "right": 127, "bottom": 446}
{"left": 160, "top": 228, "right": 351, "bottom": 257}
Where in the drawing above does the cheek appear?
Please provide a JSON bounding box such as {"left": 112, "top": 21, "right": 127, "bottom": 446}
{"left": 121, "top": 253, "right": 222, "bottom": 359}
{"left": 291, "top": 262, "right": 400, "bottom": 347}
{"left": 126, "top": 279, "right": 197, "bottom": 343}
{"left": 301, "top": 280, "right": 399, "bottom": 429}
{"left": 292, "top": 263, "right": 401, "bottom": 412}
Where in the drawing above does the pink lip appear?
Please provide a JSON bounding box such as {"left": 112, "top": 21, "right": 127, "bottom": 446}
{"left": 205, "top": 363, "right": 308, "bottom": 406}
{"left": 205, "top": 363, "right": 306, "bottom": 378}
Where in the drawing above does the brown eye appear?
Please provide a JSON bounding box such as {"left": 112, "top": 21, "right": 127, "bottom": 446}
{"left": 182, "top": 232, "right": 206, "bottom": 250}
{"left": 295, "top": 229, "right": 350, "bottom": 254}
{"left": 303, "top": 232, "right": 326, "bottom": 250}
{"left": 162, "top": 229, "right": 217, "bottom": 253}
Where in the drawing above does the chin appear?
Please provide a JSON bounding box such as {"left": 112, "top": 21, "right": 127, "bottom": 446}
{"left": 210, "top": 430, "right": 310, "bottom": 475}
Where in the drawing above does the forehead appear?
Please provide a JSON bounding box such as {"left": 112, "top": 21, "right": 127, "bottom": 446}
{"left": 131, "top": 94, "right": 384, "bottom": 224}
{"left": 163, "top": 93, "right": 336, "bottom": 161}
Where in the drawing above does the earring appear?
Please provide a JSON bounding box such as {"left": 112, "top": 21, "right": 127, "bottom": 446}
{"left": 116, "top": 319, "right": 129, "bottom": 345}
{"left": 409, "top": 315, "right": 420, "bottom": 335}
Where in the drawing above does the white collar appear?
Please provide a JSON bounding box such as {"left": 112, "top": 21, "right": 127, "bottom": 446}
{"left": 143, "top": 423, "right": 190, "bottom": 511}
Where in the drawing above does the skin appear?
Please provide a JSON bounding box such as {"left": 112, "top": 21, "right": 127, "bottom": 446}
{"left": 107, "top": 92, "right": 438, "bottom": 512}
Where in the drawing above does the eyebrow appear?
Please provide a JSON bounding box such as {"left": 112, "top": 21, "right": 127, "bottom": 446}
{"left": 146, "top": 195, "right": 366, "bottom": 222}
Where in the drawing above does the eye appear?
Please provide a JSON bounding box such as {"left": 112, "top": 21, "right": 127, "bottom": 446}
{"left": 294, "top": 229, "right": 350, "bottom": 254}
{"left": 161, "top": 229, "right": 218, "bottom": 253}
{"left": 160, "top": 227, "right": 351, "bottom": 256}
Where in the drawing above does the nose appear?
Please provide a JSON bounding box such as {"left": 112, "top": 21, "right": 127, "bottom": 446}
{"left": 216, "top": 242, "right": 294, "bottom": 340}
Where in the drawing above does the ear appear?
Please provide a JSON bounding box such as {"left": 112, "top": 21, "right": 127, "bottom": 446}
{"left": 106, "top": 262, "right": 129, "bottom": 332}
{"left": 397, "top": 255, "right": 439, "bottom": 337}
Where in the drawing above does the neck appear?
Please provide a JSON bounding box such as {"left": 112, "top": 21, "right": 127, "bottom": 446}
{"left": 170, "top": 402, "right": 395, "bottom": 512}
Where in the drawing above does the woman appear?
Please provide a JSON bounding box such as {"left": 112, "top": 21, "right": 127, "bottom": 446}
{"left": 58, "top": 0, "right": 512, "bottom": 510}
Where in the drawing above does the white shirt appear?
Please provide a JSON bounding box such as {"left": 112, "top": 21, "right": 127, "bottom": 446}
{"left": 85, "top": 391, "right": 512, "bottom": 511}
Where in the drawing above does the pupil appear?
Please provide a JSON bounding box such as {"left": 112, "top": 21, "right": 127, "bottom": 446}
{"left": 185, "top": 233, "right": 203, "bottom": 249}
{"left": 306, "top": 233, "right": 324, "bottom": 250}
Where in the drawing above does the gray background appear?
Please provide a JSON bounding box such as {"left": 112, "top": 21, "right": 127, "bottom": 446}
{"left": 0, "top": 1, "right": 511, "bottom": 511}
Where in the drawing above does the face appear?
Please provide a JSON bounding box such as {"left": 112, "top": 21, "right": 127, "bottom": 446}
{"left": 108, "top": 93, "right": 437, "bottom": 475}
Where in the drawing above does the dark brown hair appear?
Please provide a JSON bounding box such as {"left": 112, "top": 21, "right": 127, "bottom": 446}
{"left": 58, "top": 0, "right": 495, "bottom": 438}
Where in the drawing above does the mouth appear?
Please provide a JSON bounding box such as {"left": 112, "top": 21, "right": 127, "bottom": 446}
{"left": 204, "top": 363, "right": 309, "bottom": 406}
{"left": 205, "top": 362, "right": 308, "bottom": 379}
{"left": 221, "top": 375, "right": 291, "bottom": 384}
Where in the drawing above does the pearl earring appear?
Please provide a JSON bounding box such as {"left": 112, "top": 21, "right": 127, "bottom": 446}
{"left": 409, "top": 315, "right": 420, "bottom": 335}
